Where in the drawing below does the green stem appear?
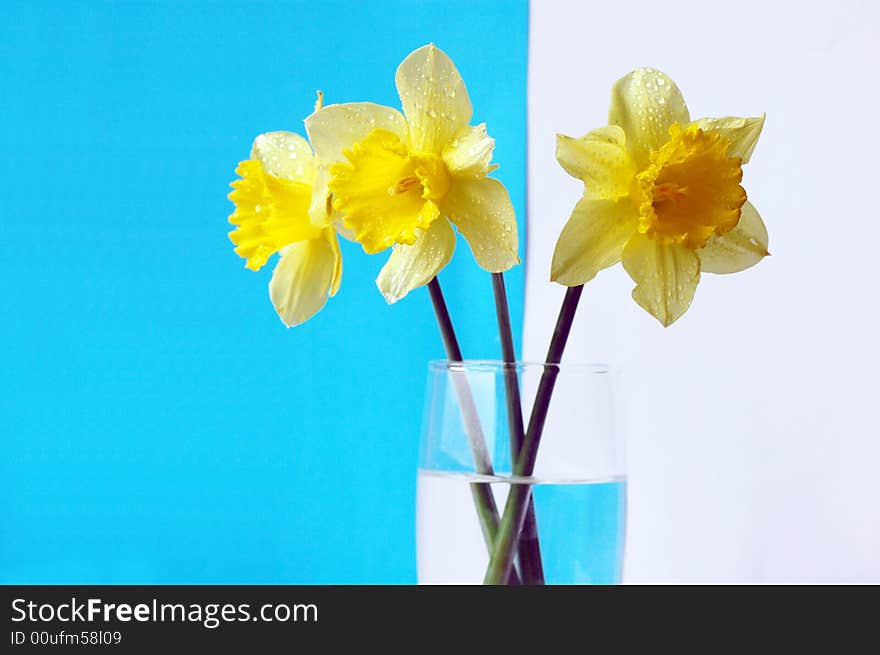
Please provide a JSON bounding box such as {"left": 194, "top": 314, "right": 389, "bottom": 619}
{"left": 490, "top": 273, "right": 545, "bottom": 585}
{"left": 426, "top": 277, "right": 520, "bottom": 585}
{"left": 483, "top": 285, "right": 584, "bottom": 585}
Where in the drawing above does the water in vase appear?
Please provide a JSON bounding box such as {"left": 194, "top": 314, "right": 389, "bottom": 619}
{"left": 417, "top": 470, "right": 627, "bottom": 584}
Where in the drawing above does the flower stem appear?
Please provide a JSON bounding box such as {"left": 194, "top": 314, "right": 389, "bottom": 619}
{"left": 426, "top": 277, "right": 521, "bottom": 585}
{"left": 483, "top": 284, "right": 584, "bottom": 585}
{"left": 490, "top": 273, "right": 545, "bottom": 585}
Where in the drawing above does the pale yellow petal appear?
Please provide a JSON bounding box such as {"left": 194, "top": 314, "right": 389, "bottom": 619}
{"left": 442, "top": 123, "right": 496, "bottom": 179}
{"left": 376, "top": 219, "right": 456, "bottom": 303}
{"left": 694, "top": 115, "right": 765, "bottom": 164}
{"left": 396, "top": 43, "right": 472, "bottom": 153}
{"left": 251, "top": 131, "right": 315, "bottom": 184}
{"left": 608, "top": 68, "right": 690, "bottom": 167}
{"left": 307, "top": 163, "right": 333, "bottom": 228}
{"left": 269, "top": 237, "right": 338, "bottom": 327}
{"left": 326, "top": 228, "right": 343, "bottom": 296}
{"left": 332, "top": 217, "right": 357, "bottom": 243}
{"left": 697, "top": 201, "right": 769, "bottom": 274}
{"left": 556, "top": 126, "right": 636, "bottom": 198}
{"left": 621, "top": 233, "right": 701, "bottom": 327}
{"left": 551, "top": 196, "right": 639, "bottom": 286}
{"left": 304, "top": 102, "right": 407, "bottom": 163}
{"left": 442, "top": 177, "right": 519, "bottom": 272}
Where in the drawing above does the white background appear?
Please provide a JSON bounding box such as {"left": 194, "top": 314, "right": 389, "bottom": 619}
{"left": 525, "top": 0, "right": 879, "bottom": 582}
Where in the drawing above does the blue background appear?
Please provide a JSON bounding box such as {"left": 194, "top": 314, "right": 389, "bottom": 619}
{"left": 0, "top": 1, "right": 527, "bottom": 583}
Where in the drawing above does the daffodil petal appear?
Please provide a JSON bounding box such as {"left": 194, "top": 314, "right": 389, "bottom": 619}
{"left": 305, "top": 102, "right": 407, "bottom": 163}
{"left": 442, "top": 177, "right": 519, "bottom": 272}
{"left": 307, "top": 163, "right": 333, "bottom": 228}
{"left": 326, "top": 228, "right": 342, "bottom": 296}
{"left": 251, "top": 131, "right": 315, "bottom": 184}
{"left": 697, "top": 201, "right": 769, "bottom": 274}
{"left": 622, "top": 233, "right": 701, "bottom": 327}
{"left": 551, "top": 196, "right": 639, "bottom": 286}
{"left": 269, "top": 236, "right": 338, "bottom": 327}
{"left": 376, "top": 218, "right": 456, "bottom": 303}
{"left": 609, "top": 68, "right": 690, "bottom": 167}
{"left": 556, "top": 126, "right": 636, "bottom": 198}
{"left": 332, "top": 218, "right": 357, "bottom": 242}
{"left": 309, "top": 163, "right": 347, "bottom": 232}
{"left": 694, "top": 115, "right": 765, "bottom": 164}
{"left": 396, "top": 43, "right": 472, "bottom": 153}
{"left": 442, "top": 123, "right": 496, "bottom": 179}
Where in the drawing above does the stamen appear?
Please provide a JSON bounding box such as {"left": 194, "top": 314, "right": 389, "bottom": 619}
{"left": 390, "top": 176, "right": 421, "bottom": 195}
{"left": 652, "top": 182, "right": 688, "bottom": 204}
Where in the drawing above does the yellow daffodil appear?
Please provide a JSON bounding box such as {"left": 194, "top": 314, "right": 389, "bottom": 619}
{"left": 304, "top": 44, "right": 519, "bottom": 304}
{"left": 228, "top": 129, "right": 342, "bottom": 327}
{"left": 552, "top": 68, "right": 769, "bottom": 326}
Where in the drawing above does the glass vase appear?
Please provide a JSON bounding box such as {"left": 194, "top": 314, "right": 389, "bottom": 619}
{"left": 417, "top": 360, "right": 626, "bottom": 584}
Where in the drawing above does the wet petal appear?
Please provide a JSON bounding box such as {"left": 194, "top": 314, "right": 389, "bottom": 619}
{"left": 698, "top": 201, "right": 769, "bottom": 274}
{"left": 556, "top": 125, "right": 636, "bottom": 198}
{"left": 305, "top": 102, "right": 407, "bottom": 163}
{"left": 269, "top": 236, "right": 339, "bottom": 327}
{"left": 621, "top": 233, "right": 701, "bottom": 326}
{"left": 694, "top": 115, "right": 765, "bottom": 164}
{"left": 608, "top": 68, "right": 690, "bottom": 167}
{"left": 551, "top": 196, "right": 639, "bottom": 286}
{"left": 396, "top": 44, "right": 472, "bottom": 153}
{"left": 442, "top": 123, "right": 496, "bottom": 179}
{"left": 251, "top": 131, "right": 315, "bottom": 184}
{"left": 442, "top": 177, "right": 519, "bottom": 272}
{"left": 376, "top": 218, "right": 456, "bottom": 303}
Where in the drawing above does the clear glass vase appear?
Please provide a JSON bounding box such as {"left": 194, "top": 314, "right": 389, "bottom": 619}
{"left": 417, "top": 360, "right": 626, "bottom": 585}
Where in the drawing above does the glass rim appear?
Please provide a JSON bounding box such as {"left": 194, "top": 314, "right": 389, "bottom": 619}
{"left": 428, "top": 359, "right": 610, "bottom": 374}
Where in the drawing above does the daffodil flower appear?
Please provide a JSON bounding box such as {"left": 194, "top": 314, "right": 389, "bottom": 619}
{"left": 304, "top": 44, "right": 519, "bottom": 304}
{"left": 552, "top": 68, "right": 769, "bottom": 326}
{"left": 228, "top": 130, "right": 342, "bottom": 326}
